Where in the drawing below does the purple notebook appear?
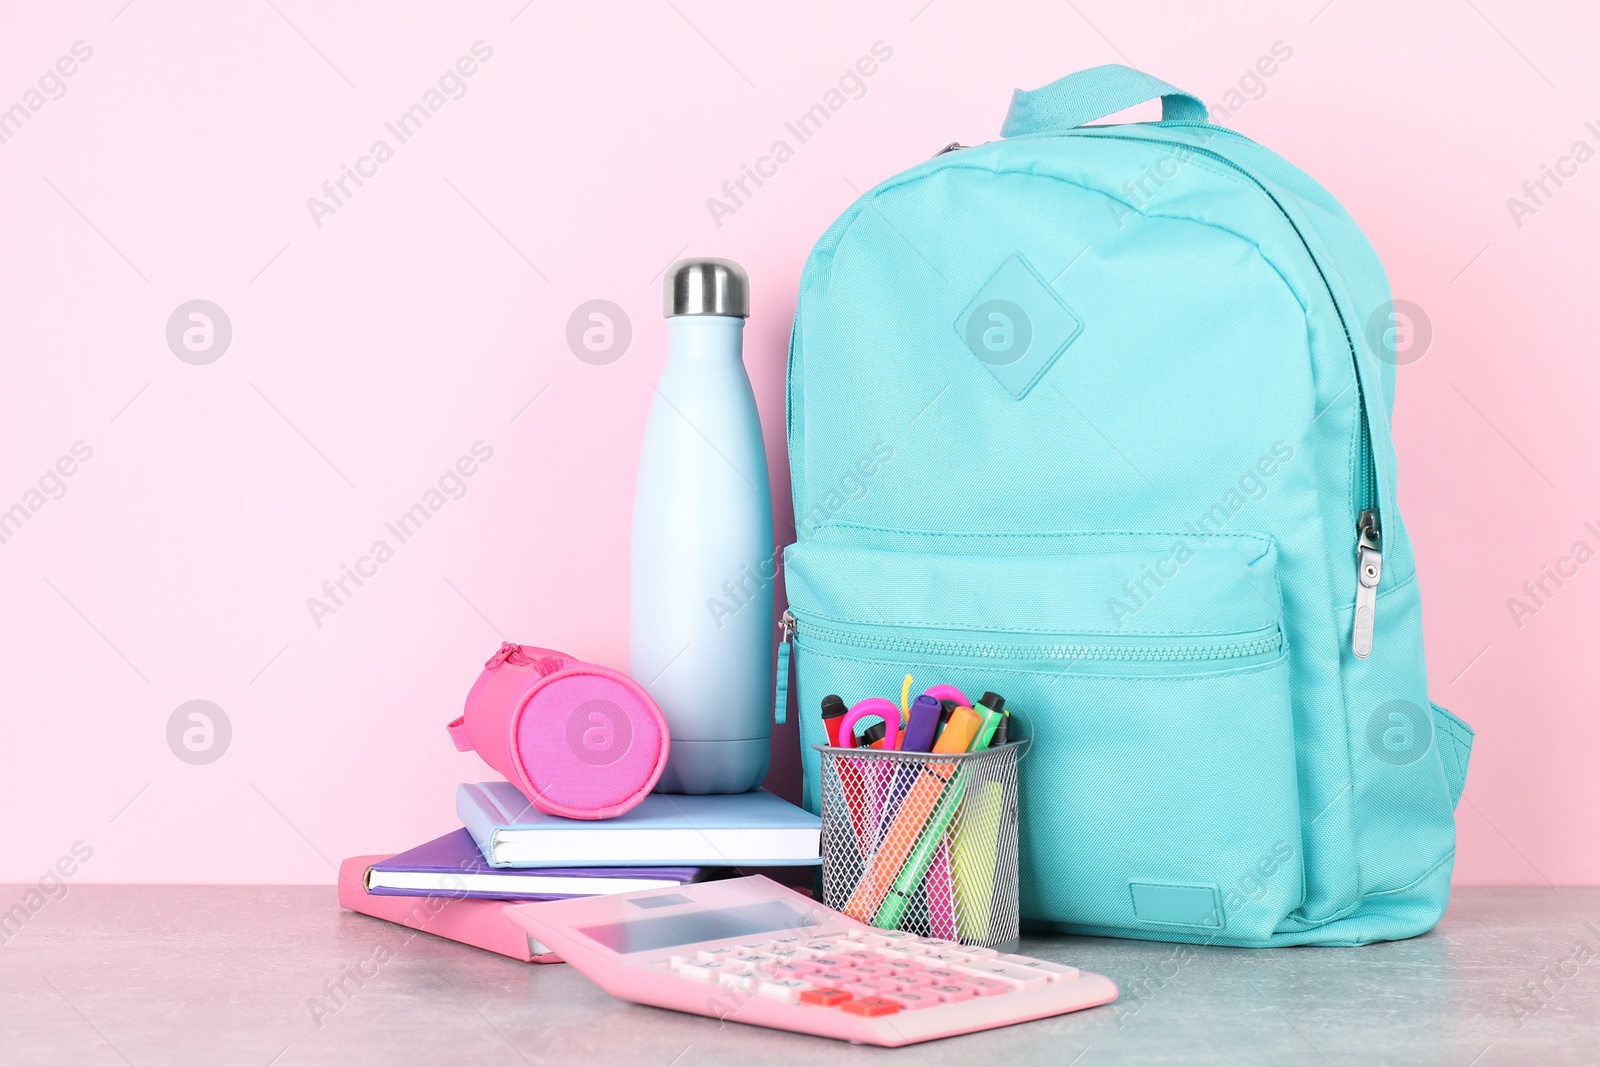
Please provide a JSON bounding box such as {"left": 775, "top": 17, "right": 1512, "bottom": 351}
{"left": 365, "top": 829, "right": 715, "bottom": 901}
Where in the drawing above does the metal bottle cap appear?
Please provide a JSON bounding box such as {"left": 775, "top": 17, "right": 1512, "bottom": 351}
{"left": 664, "top": 258, "right": 749, "bottom": 318}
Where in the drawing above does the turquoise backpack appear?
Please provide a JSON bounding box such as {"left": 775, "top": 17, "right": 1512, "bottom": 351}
{"left": 777, "top": 66, "right": 1473, "bottom": 947}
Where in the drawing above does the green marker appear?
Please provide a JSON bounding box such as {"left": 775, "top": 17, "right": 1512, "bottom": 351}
{"left": 873, "top": 773, "right": 967, "bottom": 929}
{"left": 970, "top": 692, "right": 1007, "bottom": 751}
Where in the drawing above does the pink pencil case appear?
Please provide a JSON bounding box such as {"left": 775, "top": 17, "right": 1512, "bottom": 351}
{"left": 447, "top": 642, "right": 669, "bottom": 820}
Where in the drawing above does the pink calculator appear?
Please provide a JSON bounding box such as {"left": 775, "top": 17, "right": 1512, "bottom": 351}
{"left": 502, "top": 875, "right": 1117, "bottom": 1046}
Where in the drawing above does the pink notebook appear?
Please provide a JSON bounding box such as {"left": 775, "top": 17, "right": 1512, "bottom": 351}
{"left": 338, "top": 855, "right": 562, "bottom": 963}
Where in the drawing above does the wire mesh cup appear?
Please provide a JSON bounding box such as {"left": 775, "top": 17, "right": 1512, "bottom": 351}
{"left": 815, "top": 740, "right": 1026, "bottom": 950}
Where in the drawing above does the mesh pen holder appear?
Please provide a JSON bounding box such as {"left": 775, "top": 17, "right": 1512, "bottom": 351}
{"left": 815, "top": 740, "right": 1026, "bottom": 950}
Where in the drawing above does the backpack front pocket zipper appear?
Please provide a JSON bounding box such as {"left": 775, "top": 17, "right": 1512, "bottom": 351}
{"left": 783, "top": 611, "right": 1282, "bottom": 668}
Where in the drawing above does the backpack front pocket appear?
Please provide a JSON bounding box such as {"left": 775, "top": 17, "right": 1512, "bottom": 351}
{"left": 784, "top": 526, "right": 1304, "bottom": 945}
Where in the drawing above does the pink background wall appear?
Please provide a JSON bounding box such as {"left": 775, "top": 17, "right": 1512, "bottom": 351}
{"left": 1, "top": 0, "right": 1594, "bottom": 886}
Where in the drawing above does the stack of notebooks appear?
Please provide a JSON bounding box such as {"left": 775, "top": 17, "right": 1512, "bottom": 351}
{"left": 340, "top": 781, "right": 822, "bottom": 963}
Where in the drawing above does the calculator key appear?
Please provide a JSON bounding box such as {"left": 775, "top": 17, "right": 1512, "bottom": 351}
{"left": 809, "top": 956, "right": 851, "bottom": 970}
{"left": 959, "top": 945, "right": 999, "bottom": 958}
{"left": 734, "top": 939, "right": 774, "bottom": 950}
{"left": 997, "top": 954, "right": 1080, "bottom": 981}
{"left": 960, "top": 976, "right": 1011, "bottom": 997}
{"left": 730, "top": 953, "right": 779, "bottom": 969}
{"left": 954, "top": 961, "right": 1051, "bottom": 989}
{"left": 840, "top": 996, "right": 900, "bottom": 1017}
{"left": 696, "top": 946, "right": 736, "bottom": 963}
{"left": 886, "top": 990, "right": 939, "bottom": 1011}
{"left": 855, "top": 977, "right": 903, "bottom": 994}
{"left": 800, "top": 940, "right": 846, "bottom": 954}
{"left": 880, "top": 959, "right": 922, "bottom": 974}
{"left": 758, "top": 978, "right": 814, "bottom": 1003}
{"left": 810, "top": 970, "right": 853, "bottom": 986}
{"left": 918, "top": 950, "right": 972, "bottom": 966}
{"left": 719, "top": 972, "right": 758, "bottom": 992}
{"left": 874, "top": 945, "right": 927, "bottom": 961}
{"left": 838, "top": 951, "right": 879, "bottom": 965}
{"left": 911, "top": 938, "right": 959, "bottom": 951}
{"left": 767, "top": 935, "right": 806, "bottom": 948}
{"left": 924, "top": 983, "right": 975, "bottom": 1003}
{"left": 798, "top": 988, "right": 853, "bottom": 1008}
{"left": 838, "top": 982, "right": 883, "bottom": 999}
{"left": 850, "top": 932, "right": 890, "bottom": 946}
{"left": 917, "top": 967, "right": 964, "bottom": 983}
{"left": 854, "top": 964, "right": 898, "bottom": 978}
{"left": 676, "top": 960, "right": 727, "bottom": 981}
{"left": 772, "top": 961, "right": 819, "bottom": 977}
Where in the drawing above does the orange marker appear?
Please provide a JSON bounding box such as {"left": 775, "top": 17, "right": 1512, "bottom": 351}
{"left": 932, "top": 706, "right": 982, "bottom": 754}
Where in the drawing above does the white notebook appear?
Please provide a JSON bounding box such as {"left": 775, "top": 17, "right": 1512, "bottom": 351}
{"left": 457, "top": 782, "right": 822, "bottom": 868}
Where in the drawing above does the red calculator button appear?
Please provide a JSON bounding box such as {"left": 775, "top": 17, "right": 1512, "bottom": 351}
{"left": 799, "top": 988, "right": 852, "bottom": 1007}
{"left": 841, "top": 997, "right": 900, "bottom": 1017}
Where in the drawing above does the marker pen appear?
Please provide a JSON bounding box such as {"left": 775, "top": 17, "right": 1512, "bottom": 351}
{"left": 971, "top": 693, "right": 1006, "bottom": 751}
{"left": 845, "top": 759, "right": 956, "bottom": 921}
{"left": 900, "top": 694, "right": 942, "bottom": 753}
{"left": 932, "top": 705, "right": 982, "bottom": 754}
{"left": 971, "top": 710, "right": 1004, "bottom": 751}
{"left": 820, "top": 694, "right": 848, "bottom": 747}
{"left": 875, "top": 770, "right": 967, "bottom": 929}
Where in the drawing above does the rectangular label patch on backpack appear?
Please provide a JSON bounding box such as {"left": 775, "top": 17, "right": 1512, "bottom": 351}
{"left": 1129, "top": 882, "right": 1223, "bottom": 928}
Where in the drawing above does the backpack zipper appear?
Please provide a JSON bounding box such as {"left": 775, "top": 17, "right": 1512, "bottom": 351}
{"left": 783, "top": 610, "right": 1280, "bottom": 663}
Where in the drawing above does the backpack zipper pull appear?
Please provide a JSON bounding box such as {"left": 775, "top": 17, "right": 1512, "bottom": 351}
{"left": 1352, "top": 510, "right": 1382, "bottom": 659}
{"left": 773, "top": 610, "right": 797, "bottom": 725}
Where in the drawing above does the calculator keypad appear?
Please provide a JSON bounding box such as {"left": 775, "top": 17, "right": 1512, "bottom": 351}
{"left": 659, "top": 934, "right": 1084, "bottom": 1021}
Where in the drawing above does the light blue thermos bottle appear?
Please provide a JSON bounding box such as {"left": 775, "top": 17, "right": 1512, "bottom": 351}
{"left": 630, "top": 259, "right": 774, "bottom": 794}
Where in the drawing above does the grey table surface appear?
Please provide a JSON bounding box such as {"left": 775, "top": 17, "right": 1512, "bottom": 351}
{"left": 2, "top": 885, "right": 1597, "bottom": 1066}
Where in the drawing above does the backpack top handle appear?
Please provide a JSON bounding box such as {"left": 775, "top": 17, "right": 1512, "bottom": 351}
{"left": 1001, "top": 64, "right": 1209, "bottom": 138}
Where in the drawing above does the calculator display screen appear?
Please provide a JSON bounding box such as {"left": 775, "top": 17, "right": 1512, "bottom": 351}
{"left": 577, "top": 900, "right": 821, "bottom": 954}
